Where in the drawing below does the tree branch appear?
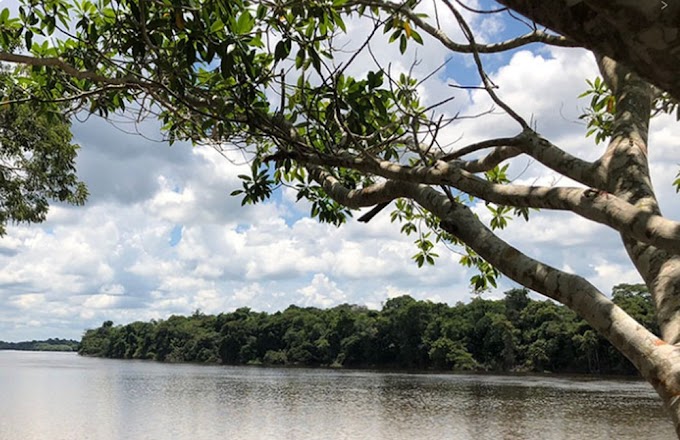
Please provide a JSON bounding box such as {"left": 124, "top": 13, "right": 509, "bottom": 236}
{"left": 517, "top": 129, "right": 605, "bottom": 188}
{"left": 309, "top": 167, "right": 407, "bottom": 209}
{"left": 458, "top": 146, "right": 522, "bottom": 173}
{"left": 354, "top": 0, "right": 579, "bottom": 54}
{"left": 0, "top": 52, "right": 146, "bottom": 87}
{"left": 593, "top": 57, "right": 680, "bottom": 347}
{"left": 439, "top": 136, "right": 522, "bottom": 161}
{"left": 443, "top": 0, "right": 529, "bottom": 130}
{"left": 293, "top": 150, "right": 680, "bottom": 253}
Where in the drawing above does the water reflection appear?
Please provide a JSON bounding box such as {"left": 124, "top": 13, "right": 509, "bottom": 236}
{"left": 0, "top": 351, "right": 672, "bottom": 439}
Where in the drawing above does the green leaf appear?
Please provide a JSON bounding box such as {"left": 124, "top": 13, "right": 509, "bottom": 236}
{"left": 399, "top": 34, "right": 407, "bottom": 54}
{"left": 332, "top": 10, "right": 346, "bottom": 33}
{"left": 275, "top": 39, "right": 291, "bottom": 61}
{"left": 221, "top": 53, "right": 234, "bottom": 76}
{"left": 410, "top": 30, "right": 423, "bottom": 45}
{"left": 308, "top": 47, "right": 321, "bottom": 72}
{"left": 235, "top": 11, "right": 253, "bottom": 34}
{"left": 24, "top": 30, "right": 32, "bottom": 50}
{"left": 210, "top": 19, "right": 225, "bottom": 33}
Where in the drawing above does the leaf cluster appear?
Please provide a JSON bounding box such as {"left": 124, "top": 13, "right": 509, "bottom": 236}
{"left": 0, "top": 98, "right": 87, "bottom": 234}
{"left": 578, "top": 77, "right": 616, "bottom": 145}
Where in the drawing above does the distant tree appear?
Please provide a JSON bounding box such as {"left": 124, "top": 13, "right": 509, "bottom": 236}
{"left": 504, "top": 288, "right": 530, "bottom": 327}
{"left": 573, "top": 329, "right": 600, "bottom": 373}
{"left": 0, "top": 338, "right": 79, "bottom": 352}
{"left": 78, "top": 287, "right": 662, "bottom": 375}
{"left": 612, "top": 283, "right": 659, "bottom": 335}
{"left": 428, "top": 337, "right": 477, "bottom": 371}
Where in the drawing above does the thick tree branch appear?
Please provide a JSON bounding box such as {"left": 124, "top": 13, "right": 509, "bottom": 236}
{"left": 439, "top": 137, "right": 522, "bottom": 161}
{"left": 517, "top": 129, "right": 605, "bottom": 188}
{"left": 411, "top": 186, "right": 680, "bottom": 422}
{"left": 309, "top": 167, "right": 406, "bottom": 209}
{"left": 439, "top": 131, "right": 600, "bottom": 184}
{"left": 594, "top": 57, "right": 680, "bottom": 348}
{"left": 465, "top": 183, "right": 680, "bottom": 254}
{"left": 458, "top": 146, "right": 521, "bottom": 173}
{"left": 295, "top": 150, "right": 680, "bottom": 253}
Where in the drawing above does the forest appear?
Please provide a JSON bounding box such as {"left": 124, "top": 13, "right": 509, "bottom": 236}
{"left": 79, "top": 284, "right": 655, "bottom": 375}
{"left": 0, "top": 338, "right": 80, "bottom": 352}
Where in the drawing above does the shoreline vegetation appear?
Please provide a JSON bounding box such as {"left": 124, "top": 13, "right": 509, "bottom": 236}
{"left": 0, "top": 338, "right": 79, "bottom": 352}
{"left": 79, "top": 284, "right": 656, "bottom": 375}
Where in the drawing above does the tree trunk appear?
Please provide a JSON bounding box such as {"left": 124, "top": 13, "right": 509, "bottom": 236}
{"left": 598, "top": 56, "right": 680, "bottom": 437}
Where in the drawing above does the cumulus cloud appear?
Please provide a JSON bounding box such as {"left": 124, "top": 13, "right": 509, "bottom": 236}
{"left": 297, "top": 274, "right": 347, "bottom": 308}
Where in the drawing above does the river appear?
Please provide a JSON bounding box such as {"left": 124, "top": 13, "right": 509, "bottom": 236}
{"left": 0, "top": 350, "right": 673, "bottom": 439}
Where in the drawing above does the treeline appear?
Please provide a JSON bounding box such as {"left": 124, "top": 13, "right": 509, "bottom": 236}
{"left": 79, "top": 284, "right": 657, "bottom": 375}
{"left": 0, "top": 338, "right": 80, "bottom": 352}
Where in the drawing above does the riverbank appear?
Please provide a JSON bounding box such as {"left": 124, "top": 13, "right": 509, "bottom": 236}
{"left": 78, "top": 290, "right": 656, "bottom": 376}
{"left": 0, "top": 339, "right": 79, "bottom": 352}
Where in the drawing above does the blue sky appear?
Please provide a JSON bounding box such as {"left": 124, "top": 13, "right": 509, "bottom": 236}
{"left": 1, "top": 1, "right": 680, "bottom": 341}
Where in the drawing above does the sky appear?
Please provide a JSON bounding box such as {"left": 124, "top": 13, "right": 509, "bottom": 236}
{"left": 2, "top": 1, "right": 680, "bottom": 342}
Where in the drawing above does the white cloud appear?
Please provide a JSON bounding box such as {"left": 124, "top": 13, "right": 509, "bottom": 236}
{"left": 194, "top": 289, "right": 227, "bottom": 314}
{"left": 82, "top": 294, "right": 122, "bottom": 310}
{"left": 9, "top": 293, "right": 46, "bottom": 310}
{"left": 233, "top": 283, "right": 263, "bottom": 303}
{"left": 297, "top": 274, "right": 347, "bottom": 308}
{"left": 385, "top": 285, "right": 412, "bottom": 299}
{"left": 590, "top": 261, "right": 643, "bottom": 294}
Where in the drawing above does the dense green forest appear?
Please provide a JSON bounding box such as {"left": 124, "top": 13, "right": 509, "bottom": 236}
{"left": 0, "top": 338, "right": 80, "bottom": 352}
{"left": 79, "top": 284, "right": 656, "bottom": 375}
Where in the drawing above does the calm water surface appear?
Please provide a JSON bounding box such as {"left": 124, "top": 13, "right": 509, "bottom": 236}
{"left": 0, "top": 350, "right": 673, "bottom": 439}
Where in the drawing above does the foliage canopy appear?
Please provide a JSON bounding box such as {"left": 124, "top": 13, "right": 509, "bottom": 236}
{"left": 0, "top": 98, "right": 87, "bottom": 234}
{"left": 80, "top": 285, "right": 656, "bottom": 375}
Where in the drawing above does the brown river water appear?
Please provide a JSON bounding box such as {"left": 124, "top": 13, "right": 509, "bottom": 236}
{"left": 0, "top": 350, "right": 673, "bottom": 439}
